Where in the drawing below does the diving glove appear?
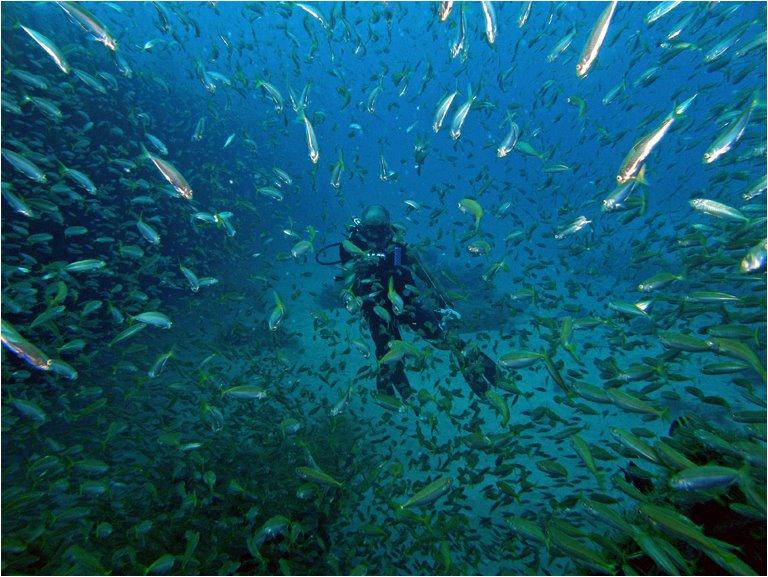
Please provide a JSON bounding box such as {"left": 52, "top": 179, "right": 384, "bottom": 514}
{"left": 438, "top": 307, "right": 462, "bottom": 331}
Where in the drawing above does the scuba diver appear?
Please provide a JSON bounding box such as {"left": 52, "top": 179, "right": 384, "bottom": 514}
{"left": 317, "top": 204, "right": 499, "bottom": 399}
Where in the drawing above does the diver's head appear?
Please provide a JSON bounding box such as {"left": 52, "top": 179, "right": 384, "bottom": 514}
{"left": 359, "top": 205, "right": 392, "bottom": 248}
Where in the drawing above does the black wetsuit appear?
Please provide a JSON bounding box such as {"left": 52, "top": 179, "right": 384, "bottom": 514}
{"left": 339, "top": 228, "right": 447, "bottom": 397}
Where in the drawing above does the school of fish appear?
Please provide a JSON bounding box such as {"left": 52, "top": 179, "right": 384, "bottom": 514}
{"left": 1, "top": 2, "right": 765, "bottom": 575}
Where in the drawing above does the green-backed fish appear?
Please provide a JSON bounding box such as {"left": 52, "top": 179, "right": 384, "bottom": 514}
{"left": 703, "top": 92, "right": 758, "bottom": 163}
{"left": 268, "top": 291, "right": 286, "bottom": 331}
{"left": 296, "top": 466, "right": 342, "bottom": 488}
{"left": 143, "top": 148, "right": 193, "bottom": 200}
{"left": 616, "top": 94, "right": 696, "bottom": 183}
{"left": 399, "top": 476, "right": 452, "bottom": 509}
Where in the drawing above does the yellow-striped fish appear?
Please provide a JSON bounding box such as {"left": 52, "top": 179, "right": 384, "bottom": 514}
{"left": 20, "top": 25, "right": 70, "bottom": 74}
{"left": 576, "top": 1, "right": 618, "bottom": 78}
{"left": 143, "top": 148, "right": 193, "bottom": 200}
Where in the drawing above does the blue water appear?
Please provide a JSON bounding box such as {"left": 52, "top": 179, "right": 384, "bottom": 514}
{"left": 1, "top": 2, "right": 766, "bottom": 575}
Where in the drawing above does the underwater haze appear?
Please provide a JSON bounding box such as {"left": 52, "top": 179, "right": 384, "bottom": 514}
{"left": 1, "top": 1, "right": 767, "bottom": 575}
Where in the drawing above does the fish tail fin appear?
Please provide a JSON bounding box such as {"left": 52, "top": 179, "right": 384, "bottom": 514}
{"left": 636, "top": 189, "right": 648, "bottom": 216}
{"left": 475, "top": 74, "right": 486, "bottom": 97}
{"left": 659, "top": 406, "right": 672, "bottom": 423}
{"left": 632, "top": 164, "right": 649, "bottom": 186}
{"left": 737, "top": 463, "right": 751, "bottom": 483}
{"left": 635, "top": 299, "right": 653, "bottom": 313}
{"left": 593, "top": 471, "right": 605, "bottom": 491}
{"left": 651, "top": 359, "right": 667, "bottom": 379}
{"left": 565, "top": 343, "right": 580, "bottom": 363}
{"left": 737, "top": 466, "right": 766, "bottom": 514}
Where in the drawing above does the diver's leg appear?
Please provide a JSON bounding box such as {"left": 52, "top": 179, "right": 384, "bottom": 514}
{"left": 455, "top": 343, "right": 496, "bottom": 396}
{"left": 364, "top": 304, "right": 412, "bottom": 398}
{"left": 406, "top": 301, "right": 494, "bottom": 396}
{"left": 382, "top": 362, "right": 412, "bottom": 399}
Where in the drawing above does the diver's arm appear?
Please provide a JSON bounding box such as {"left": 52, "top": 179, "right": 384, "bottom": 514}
{"left": 338, "top": 242, "right": 351, "bottom": 265}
